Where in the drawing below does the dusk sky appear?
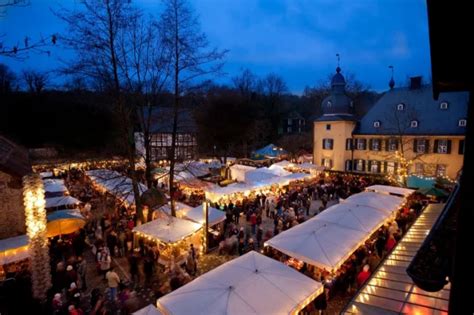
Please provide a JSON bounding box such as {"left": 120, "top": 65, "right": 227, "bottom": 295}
{"left": 0, "top": 0, "right": 431, "bottom": 93}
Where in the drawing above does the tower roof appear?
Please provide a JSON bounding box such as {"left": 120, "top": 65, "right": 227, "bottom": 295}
{"left": 318, "top": 66, "right": 354, "bottom": 120}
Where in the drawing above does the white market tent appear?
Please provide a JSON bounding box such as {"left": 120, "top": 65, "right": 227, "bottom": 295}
{"left": 342, "top": 191, "right": 404, "bottom": 214}
{"left": 39, "top": 171, "right": 53, "bottom": 179}
{"left": 157, "top": 251, "right": 323, "bottom": 315}
{"left": 86, "top": 169, "right": 148, "bottom": 206}
{"left": 132, "top": 304, "right": 163, "bottom": 315}
{"left": 230, "top": 164, "right": 256, "bottom": 182}
{"left": 365, "top": 185, "right": 415, "bottom": 197}
{"left": 159, "top": 202, "right": 194, "bottom": 217}
{"left": 45, "top": 195, "right": 81, "bottom": 209}
{"left": 0, "top": 234, "right": 29, "bottom": 265}
{"left": 245, "top": 168, "right": 278, "bottom": 183}
{"left": 265, "top": 216, "right": 367, "bottom": 271}
{"left": 315, "top": 203, "right": 391, "bottom": 234}
{"left": 182, "top": 205, "right": 225, "bottom": 226}
{"left": 271, "top": 160, "right": 293, "bottom": 168}
{"left": 133, "top": 216, "right": 202, "bottom": 244}
{"left": 43, "top": 178, "right": 68, "bottom": 193}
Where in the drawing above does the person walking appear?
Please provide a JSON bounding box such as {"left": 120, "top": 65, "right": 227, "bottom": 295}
{"left": 76, "top": 256, "right": 87, "bottom": 291}
{"left": 106, "top": 266, "right": 120, "bottom": 301}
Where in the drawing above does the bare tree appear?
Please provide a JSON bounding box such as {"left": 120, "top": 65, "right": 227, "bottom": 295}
{"left": 232, "top": 68, "right": 258, "bottom": 101}
{"left": 22, "top": 69, "right": 48, "bottom": 94}
{"left": 56, "top": 0, "right": 148, "bottom": 222}
{"left": 0, "top": 63, "right": 17, "bottom": 93}
{"left": 0, "top": 1, "right": 56, "bottom": 58}
{"left": 158, "top": 0, "right": 227, "bottom": 216}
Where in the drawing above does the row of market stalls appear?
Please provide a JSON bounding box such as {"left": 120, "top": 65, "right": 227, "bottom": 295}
{"left": 1, "top": 175, "right": 85, "bottom": 269}
{"left": 149, "top": 185, "right": 415, "bottom": 314}
{"left": 264, "top": 185, "right": 415, "bottom": 273}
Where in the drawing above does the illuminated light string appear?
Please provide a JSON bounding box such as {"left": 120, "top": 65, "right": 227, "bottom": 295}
{"left": 22, "top": 174, "right": 52, "bottom": 302}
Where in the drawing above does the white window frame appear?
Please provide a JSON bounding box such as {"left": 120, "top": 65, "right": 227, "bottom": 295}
{"left": 397, "top": 103, "right": 405, "bottom": 111}
{"left": 372, "top": 139, "right": 380, "bottom": 151}
{"left": 357, "top": 139, "right": 366, "bottom": 150}
{"left": 415, "top": 163, "right": 424, "bottom": 174}
{"left": 356, "top": 160, "right": 364, "bottom": 172}
{"left": 459, "top": 119, "right": 467, "bottom": 127}
{"left": 416, "top": 139, "right": 426, "bottom": 153}
{"left": 386, "top": 162, "right": 395, "bottom": 174}
{"left": 373, "top": 121, "right": 380, "bottom": 128}
{"left": 388, "top": 139, "right": 398, "bottom": 151}
{"left": 438, "top": 140, "right": 448, "bottom": 153}
{"left": 436, "top": 164, "right": 446, "bottom": 177}
{"left": 411, "top": 120, "right": 419, "bottom": 128}
{"left": 323, "top": 139, "right": 333, "bottom": 150}
{"left": 370, "top": 161, "right": 379, "bottom": 173}
{"left": 440, "top": 102, "right": 448, "bottom": 110}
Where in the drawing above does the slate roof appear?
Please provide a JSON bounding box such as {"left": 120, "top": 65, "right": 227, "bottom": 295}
{"left": 144, "top": 107, "right": 197, "bottom": 134}
{"left": 0, "top": 135, "right": 31, "bottom": 177}
{"left": 355, "top": 85, "right": 469, "bottom": 135}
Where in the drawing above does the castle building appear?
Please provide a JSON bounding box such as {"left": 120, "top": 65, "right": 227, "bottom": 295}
{"left": 313, "top": 67, "right": 469, "bottom": 179}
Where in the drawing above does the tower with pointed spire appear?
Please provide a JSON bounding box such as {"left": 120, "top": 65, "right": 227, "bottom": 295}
{"left": 313, "top": 54, "right": 357, "bottom": 171}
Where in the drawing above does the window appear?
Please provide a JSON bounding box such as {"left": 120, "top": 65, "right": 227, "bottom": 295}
{"left": 415, "top": 139, "right": 427, "bottom": 153}
{"left": 436, "top": 139, "right": 450, "bottom": 154}
{"left": 459, "top": 119, "right": 467, "bottom": 127}
{"left": 287, "top": 127, "right": 292, "bottom": 133}
{"left": 356, "top": 139, "right": 367, "bottom": 150}
{"left": 386, "top": 162, "right": 395, "bottom": 174}
{"left": 356, "top": 160, "right": 365, "bottom": 172}
{"left": 370, "top": 161, "right": 380, "bottom": 173}
{"left": 371, "top": 139, "right": 381, "bottom": 151}
{"left": 410, "top": 120, "right": 419, "bottom": 128}
{"left": 327, "top": 101, "right": 332, "bottom": 107}
{"left": 397, "top": 103, "right": 405, "bottom": 111}
{"left": 326, "top": 124, "right": 331, "bottom": 130}
{"left": 440, "top": 102, "right": 448, "bottom": 110}
{"left": 373, "top": 121, "right": 381, "bottom": 128}
{"left": 288, "top": 118, "right": 292, "bottom": 125}
{"left": 414, "top": 163, "right": 424, "bottom": 174}
{"left": 436, "top": 164, "right": 446, "bottom": 177}
{"left": 459, "top": 140, "right": 465, "bottom": 155}
{"left": 388, "top": 138, "right": 398, "bottom": 151}
{"left": 345, "top": 160, "right": 352, "bottom": 171}
{"left": 322, "top": 158, "right": 332, "bottom": 169}
{"left": 345, "top": 138, "right": 353, "bottom": 150}
{"left": 322, "top": 138, "right": 334, "bottom": 150}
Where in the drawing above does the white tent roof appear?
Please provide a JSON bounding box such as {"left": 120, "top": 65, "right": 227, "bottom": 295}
{"left": 365, "top": 185, "right": 415, "bottom": 197}
{"left": 159, "top": 202, "right": 194, "bottom": 217}
{"left": 39, "top": 171, "right": 53, "bottom": 179}
{"left": 86, "top": 169, "right": 147, "bottom": 206}
{"left": 271, "top": 160, "right": 293, "bottom": 168}
{"left": 230, "top": 164, "right": 256, "bottom": 182}
{"left": 43, "top": 179, "right": 68, "bottom": 193}
{"left": 157, "top": 251, "right": 323, "bottom": 315}
{"left": 315, "top": 203, "right": 390, "bottom": 234}
{"left": 0, "top": 235, "right": 30, "bottom": 265}
{"left": 342, "top": 191, "right": 404, "bottom": 214}
{"left": 183, "top": 205, "right": 226, "bottom": 226}
{"left": 45, "top": 196, "right": 81, "bottom": 208}
{"left": 265, "top": 216, "right": 367, "bottom": 271}
{"left": 133, "top": 216, "right": 202, "bottom": 244}
{"left": 245, "top": 168, "right": 278, "bottom": 183}
{"left": 133, "top": 304, "right": 163, "bottom": 315}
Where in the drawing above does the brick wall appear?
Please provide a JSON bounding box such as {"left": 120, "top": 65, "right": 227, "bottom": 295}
{"left": 0, "top": 171, "right": 26, "bottom": 239}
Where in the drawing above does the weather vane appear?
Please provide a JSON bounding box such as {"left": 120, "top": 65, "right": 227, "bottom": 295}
{"left": 389, "top": 65, "right": 394, "bottom": 76}
{"left": 336, "top": 53, "right": 340, "bottom": 67}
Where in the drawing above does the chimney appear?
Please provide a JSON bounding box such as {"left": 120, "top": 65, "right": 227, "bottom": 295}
{"left": 410, "top": 76, "right": 422, "bottom": 89}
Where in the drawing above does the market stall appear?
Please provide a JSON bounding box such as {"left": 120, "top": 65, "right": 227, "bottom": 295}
{"left": 46, "top": 209, "right": 86, "bottom": 238}
{"left": 0, "top": 235, "right": 29, "bottom": 266}
{"left": 45, "top": 195, "right": 81, "bottom": 209}
{"left": 43, "top": 179, "right": 68, "bottom": 193}
{"left": 86, "top": 169, "right": 147, "bottom": 207}
{"left": 181, "top": 204, "right": 225, "bottom": 226}
{"left": 157, "top": 251, "right": 323, "bottom": 315}
{"left": 365, "top": 185, "right": 415, "bottom": 197}
{"left": 229, "top": 164, "right": 256, "bottom": 182}
{"left": 132, "top": 216, "right": 202, "bottom": 265}
{"left": 341, "top": 191, "right": 404, "bottom": 214}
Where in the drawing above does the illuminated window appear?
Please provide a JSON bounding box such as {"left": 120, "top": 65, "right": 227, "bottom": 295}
{"left": 440, "top": 102, "right": 448, "bottom": 109}
{"left": 373, "top": 121, "right": 381, "bottom": 128}
{"left": 397, "top": 103, "right": 405, "bottom": 110}
{"left": 459, "top": 119, "right": 466, "bottom": 127}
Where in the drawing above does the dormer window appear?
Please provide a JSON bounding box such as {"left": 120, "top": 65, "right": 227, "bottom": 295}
{"left": 397, "top": 103, "right": 405, "bottom": 111}
{"left": 459, "top": 119, "right": 467, "bottom": 127}
{"left": 440, "top": 102, "right": 449, "bottom": 110}
{"left": 327, "top": 101, "right": 332, "bottom": 107}
{"left": 411, "top": 120, "right": 419, "bottom": 128}
{"left": 373, "top": 121, "right": 381, "bottom": 128}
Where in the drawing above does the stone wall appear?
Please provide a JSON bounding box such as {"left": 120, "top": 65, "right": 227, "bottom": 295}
{"left": 0, "top": 171, "right": 26, "bottom": 239}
